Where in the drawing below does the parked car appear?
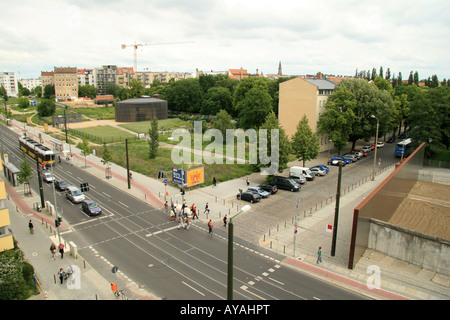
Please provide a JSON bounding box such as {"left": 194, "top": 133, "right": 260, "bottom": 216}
{"left": 258, "top": 184, "right": 278, "bottom": 194}
{"left": 54, "top": 180, "right": 69, "bottom": 191}
{"left": 81, "top": 199, "right": 102, "bottom": 216}
{"left": 343, "top": 154, "right": 358, "bottom": 162}
{"left": 237, "top": 192, "right": 261, "bottom": 203}
{"left": 309, "top": 167, "right": 326, "bottom": 176}
{"left": 43, "top": 172, "right": 55, "bottom": 183}
{"left": 247, "top": 186, "right": 270, "bottom": 198}
{"left": 289, "top": 174, "right": 306, "bottom": 184}
{"left": 311, "top": 165, "right": 329, "bottom": 173}
{"left": 331, "top": 156, "right": 351, "bottom": 164}
{"left": 387, "top": 137, "right": 395, "bottom": 143}
{"left": 271, "top": 176, "right": 301, "bottom": 192}
{"left": 66, "top": 186, "right": 86, "bottom": 204}
{"left": 354, "top": 149, "right": 367, "bottom": 157}
{"left": 328, "top": 157, "right": 346, "bottom": 166}
{"left": 361, "top": 146, "right": 372, "bottom": 153}
{"left": 377, "top": 141, "right": 385, "bottom": 148}
{"left": 351, "top": 150, "right": 363, "bottom": 158}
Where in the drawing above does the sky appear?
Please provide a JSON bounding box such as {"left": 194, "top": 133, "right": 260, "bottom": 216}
{"left": 1, "top": 0, "right": 449, "bottom": 81}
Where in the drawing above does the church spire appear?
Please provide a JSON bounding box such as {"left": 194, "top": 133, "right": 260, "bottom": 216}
{"left": 278, "top": 61, "right": 282, "bottom": 76}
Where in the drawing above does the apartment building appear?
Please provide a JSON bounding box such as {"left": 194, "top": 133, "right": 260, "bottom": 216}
{"left": 54, "top": 67, "right": 78, "bottom": 101}
{"left": 77, "top": 68, "right": 95, "bottom": 86}
{"left": 0, "top": 177, "right": 14, "bottom": 252}
{"left": 19, "top": 78, "right": 41, "bottom": 92}
{"left": 94, "top": 65, "right": 118, "bottom": 95}
{"left": 278, "top": 77, "right": 336, "bottom": 152}
{"left": 0, "top": 72, "right": 19, "bottom": 97}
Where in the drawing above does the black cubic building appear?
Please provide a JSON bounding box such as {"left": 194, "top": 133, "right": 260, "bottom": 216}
{"left": 115, "top": 96, "right": 168, "bottom": 122}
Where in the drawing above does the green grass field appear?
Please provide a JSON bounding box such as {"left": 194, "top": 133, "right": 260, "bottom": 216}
{"left": 69, "top": 125, "right": 137, "bottom": 143}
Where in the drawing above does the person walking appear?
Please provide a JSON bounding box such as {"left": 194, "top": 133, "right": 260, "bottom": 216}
{"left": 185, "top": 217, "right": 190, "bottom": 230}
{"left": 58, "top": 242, "right": 65, "bottom": 259}
{"left": 223, "top": 215, "right": 227, "bottom": 227}
{"left": 177, "top": 216, "right": 184, "bottom": 229}
{"left": 204, "top": 202, "right": 209, "bottom": 215}
{"left": 58, "top": 268, "right": 65, "bottom": 284}
{"left": 50, "top": 243, "right": 56, "bottom": 260}
{"left": 192, "top": 207, "right": 198, "bottom": 220}
{"left": 28, "top": 220, "right": 34, "bottom": 234}
{"left": 208, "top": 220, "right": 214, "bottom": 236}
{"left": 170, "top": 208, "right": 175, "bottom": 221}
{"left": 246, "top": 177, "right": 250, "bottom": 186}
{"left": 316, "top": 246, "right": 322, "bottom": 264}
{"left": 212, "top": 177, "right": 216, "bottom": 187}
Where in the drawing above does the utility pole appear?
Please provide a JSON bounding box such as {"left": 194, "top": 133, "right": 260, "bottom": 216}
{"left": 331, "top": 161, "right": 342, "bottom": 256}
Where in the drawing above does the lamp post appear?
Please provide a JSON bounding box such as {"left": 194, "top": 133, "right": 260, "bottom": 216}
{"left": 227, "top": 204, "right": 251, "bottom": 300}
{"left": 371, "top": 115, "right": 379, "bottom": 181}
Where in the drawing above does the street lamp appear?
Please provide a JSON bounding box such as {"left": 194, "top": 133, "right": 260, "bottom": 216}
{"left": 371, "top": 115, "right": 379, "bottom": 181}
{"left": 227, "top": 204, "right": 251, "bottom": 300}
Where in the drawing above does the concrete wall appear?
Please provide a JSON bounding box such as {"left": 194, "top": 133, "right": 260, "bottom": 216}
{"left": 368, "top": 219, "right": 450, "bottom": 276}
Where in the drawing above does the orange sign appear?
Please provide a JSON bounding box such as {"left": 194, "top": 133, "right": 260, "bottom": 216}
{"left": 186, "top": 167, "right": 204, "bottom": 187}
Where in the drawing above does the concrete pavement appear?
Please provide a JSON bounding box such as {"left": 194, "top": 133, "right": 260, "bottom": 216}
{"left": 4, "top": 120, "right": 449, "bottom": 300}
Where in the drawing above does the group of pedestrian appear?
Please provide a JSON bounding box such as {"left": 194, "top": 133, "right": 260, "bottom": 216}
{"left": 49, "top": 242, "right": 65, "bottom": 260}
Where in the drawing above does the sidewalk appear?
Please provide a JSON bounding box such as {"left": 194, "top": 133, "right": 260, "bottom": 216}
{"left": 5, "top": 120, "right": 450, "bottom": 300}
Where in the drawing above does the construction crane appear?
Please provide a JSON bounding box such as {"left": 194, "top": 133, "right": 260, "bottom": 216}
{"left": 121, "top": 41, "right": 193, "bottom": 76}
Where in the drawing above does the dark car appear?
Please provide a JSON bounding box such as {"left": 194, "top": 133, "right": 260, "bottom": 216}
{"left": 258, "top": 184, "right": 278, "bottom": 194}
{"left": 54, "top": 180, "right": 69, "bottom": 191}
{"left": 237, "top": 192, "right": 261, "bottom": 203}
{"left": 81, "top": 200, "right": 102, "bottom": 216}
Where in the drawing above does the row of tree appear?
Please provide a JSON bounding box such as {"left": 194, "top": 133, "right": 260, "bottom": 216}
{"left": 318, "top": 76, "right": 449, "bottom": 157}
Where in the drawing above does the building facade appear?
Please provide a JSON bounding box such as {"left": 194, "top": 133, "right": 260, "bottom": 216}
{"left": 278, "top": 77, "right": 336, "bottom": 152}
{"left": 0, "top": 177, "right": 14, "bottom": 252}
{"left": 54, "top": 67, "right": 78, "bottom": 101}
{"left": 0, "top": 72, "right": 19, "bottom": 97}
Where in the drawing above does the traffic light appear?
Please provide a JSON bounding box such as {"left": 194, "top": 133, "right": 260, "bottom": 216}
{"left": 157, "top": 171, "right": 165, "bottom": 179}
{"left": 80, "top": 182, "right": 89, "bottom": 192}
{"left": 180, "top": 188, "right": 185, "bottom": 195}
{"left": 55, "top": 217, "right": 62, "bottom": 227}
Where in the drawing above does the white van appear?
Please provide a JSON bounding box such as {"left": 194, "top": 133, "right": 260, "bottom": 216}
{"left": 289, "top": 166, "right": 315, "bottom": 181}
{"left": 66, "top": 185, "right": 86, "bottom": 204}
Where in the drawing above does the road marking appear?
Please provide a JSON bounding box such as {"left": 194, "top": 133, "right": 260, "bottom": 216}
{"left": 268, "top": 277, "right": 284, "bottom": 286}
{"left": 118, "top": 201, "right": 129, "bottom": 208}
{"left": 145, "top": 225, "right": 178, "bottom": 237}
{"left": 182, "top": 281, "right": 205, "bottom": 296}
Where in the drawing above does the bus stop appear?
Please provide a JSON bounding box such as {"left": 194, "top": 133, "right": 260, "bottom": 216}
{"left": 3, "top": 162, "right": 21, "bottom": 187}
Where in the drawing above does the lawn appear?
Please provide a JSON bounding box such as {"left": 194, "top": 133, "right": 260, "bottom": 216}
{"left": 69, "top": 125, "right": 137, "bottom": 143}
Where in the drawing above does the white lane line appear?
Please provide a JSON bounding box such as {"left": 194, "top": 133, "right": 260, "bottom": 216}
{"left": 182, "top": 281, "right": 205, "bottom": 296}
{"left": 146, "top": 226, "right": 178, "bottom": 237}
{"left": 118, "top": 201, "right": 129, "bottom": 208}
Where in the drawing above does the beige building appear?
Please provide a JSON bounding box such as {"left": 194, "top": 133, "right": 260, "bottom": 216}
{"left": 0, "top": 177, "right": 14, "bottom": 252}
{"left": 278, "top": 77, "right": 336, "bottom": 152}
{"left": 54, "top": 67, "right": 78, "bottom": 101}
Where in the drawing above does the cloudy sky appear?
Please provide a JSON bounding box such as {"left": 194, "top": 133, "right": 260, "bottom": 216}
{"left": 1, "top": 0, "right": 449, "bottom": 80}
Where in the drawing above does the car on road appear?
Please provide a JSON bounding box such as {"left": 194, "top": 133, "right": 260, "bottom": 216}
{"left": 361, "top": 146, "right": 372, "bottom": 153}
{"left": 54, "top": 180, "right": 69, "bottom": 191}
{"left": 377, "top": 141, "right": 385, "bottom": 148}
{"left": 247, "top": 186, "right": 270, "bottom": 198}
{"left": 328, "top": 158, "right": 346, "bottom": 166}
{"left": 387, "top": 137, "right": 395, "bottom": 143}
{"left": 43, "top": 172, "right": 55, "bottom": 183}
{"left": 309, "top": 167, "right": 326, "bottom": 176}
{"left": 271, "top": 176, "right": 301, "bottom": 192}
{"left": 237, "top": 192, "right": 261, "bottom": 203}
{"left": 258, "top": 184, "right": 278, "bottom": 194}
{"left": 289, "top": 174, "right": 306, "bottom": 184}
{"left": 311, "top": 165, "right": 329, "bottom": 173}
{"left": 81, "top": 199, "right": 102, "bottom": 216}
{"left": 353, "top": 149, "right": 367, "bottom": 157}
{"left": 343, "top": 154, "right": 358, "bottom": 162}
{"left": 66, "top": 185, "right": 86, "bottom": 204}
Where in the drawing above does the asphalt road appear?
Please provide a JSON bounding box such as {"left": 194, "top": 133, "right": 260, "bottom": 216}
{"left": 1, "top": 123, "right": 368, "bottom": 300}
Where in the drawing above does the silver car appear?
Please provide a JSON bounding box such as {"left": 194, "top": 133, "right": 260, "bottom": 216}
{"left": 247, "top": 186, "right": 270, "bottom": 198}
{"left": 310, "top": 167, "right": 326, "bottom": 176}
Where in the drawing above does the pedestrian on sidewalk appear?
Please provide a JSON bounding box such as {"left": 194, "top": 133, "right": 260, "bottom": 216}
{"left": 50, "top": 243, "right": 56, "bottom": 260}
{"left": 212, "top": 177, "right": 216, "bottom": 187}
{"left": 58, "top": 242, "right": 65, "bottom": 259}
{"left": 316, "top": 246, "right": 322, "bottom": 264}
{"left": 170, "top": 209, "right": 175, "bottom": 221}
{"left": 177, "top": 216, "right": 184, "bottom": 229}
{"left": 246, "top": 177, "right": 250, "bottom": 186}
{"left": 28, "top": 220, "right": 34, "bottom": 234}
{"left": 185, "top": 217, "right": 190, "bottom": 230}
{"left": 58, "top": 268, "right": 65, "bottom": 285}
{"left": 223, "top": 215, "right": 227, "bottom": 227}
{"left": 204, "top": 202, "right": 209, "bottom": 215}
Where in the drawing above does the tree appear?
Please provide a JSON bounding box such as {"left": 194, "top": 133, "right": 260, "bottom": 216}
{"left": 236, "top": 87, "right": 273, "bottom": 129}
{"left": 291, "top": 115, "right": 320, "bottom": 166}
{"left": 148, "top": 117, "right": 159, "bottom": 159}
{"left": 213, "top": 109, "right": 234, "bottom": 137}
{"left": 17, "top": 152, "right": 33, "bottom": 195}
{"left": 78, "top": 84, "right": 98, "bottom": 99}
{"left": 162, "top": 78, "right": 203, "bottom": 113}
{"left": 79, "top": 137, "right": 90, "bottom": 167}
{"left": 18, "top": 97, "right": 29, "bottom": 109}
{"left": 37, "top": 99, "right": 56, "bottom": 117}
{"left": 127, "top": 79, "right": 145, "bottom": 98}
{"left": 101, "top": 142, "right": 112, "bottom": 168}
{"left": 201, "top": 86, "right": 233, "bottom": 116}
{"left": 317, "top": 87, "right": 357, "bottom": 154}
{"left": 43, "top": 84, "right": 55, "bottom": 99}
{"left": 256, "top": 111, "right": 291, "bottom": 174}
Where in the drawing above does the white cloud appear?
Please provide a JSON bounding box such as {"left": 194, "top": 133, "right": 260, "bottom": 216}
{"left": 1, "top": 0, "right": 449, "bottom": 80}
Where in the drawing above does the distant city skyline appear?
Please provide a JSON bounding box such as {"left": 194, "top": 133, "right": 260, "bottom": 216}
{"left": 1, "top": 1, "right": 449, "bottom": 80}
